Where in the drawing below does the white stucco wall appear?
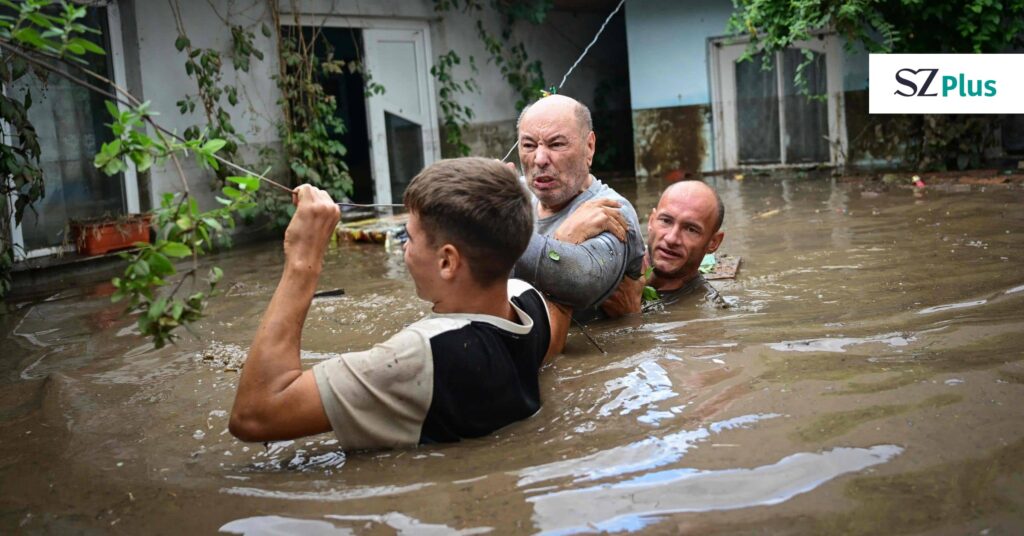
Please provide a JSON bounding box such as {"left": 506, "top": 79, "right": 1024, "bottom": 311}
{"left": 625, "top": 0, "right": 734, "bottom": 109}
{"left": 124, "top": 0, "right": 620, "bottom": 207}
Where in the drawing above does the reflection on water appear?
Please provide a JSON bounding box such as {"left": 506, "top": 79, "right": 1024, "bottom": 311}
{"left": 529, "top": 445, "right": 903, "bottom": 535}
{"left": 221, "top": 513, "right": 492, "bottom": 535}
{"left": 2, "top": 177, "right": 1023, "bottom": 533}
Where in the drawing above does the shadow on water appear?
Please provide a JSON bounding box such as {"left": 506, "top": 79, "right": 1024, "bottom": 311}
{"left": 1, "top": 176, "right": 1023, "bottom": 533}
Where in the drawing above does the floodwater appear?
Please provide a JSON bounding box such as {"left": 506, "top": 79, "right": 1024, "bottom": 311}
{"left": 2, "top": 175, "right": 1023, "bottom": 534}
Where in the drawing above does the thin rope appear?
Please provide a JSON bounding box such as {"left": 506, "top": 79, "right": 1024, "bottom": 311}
{"left": 501, "top": 0, "right": 626, "bottom": 163}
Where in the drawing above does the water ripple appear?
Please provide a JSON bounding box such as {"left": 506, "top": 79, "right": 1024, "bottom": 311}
{"left": 917, "top": 299, "right": 988, "bottom": 315}
{"left": 529, "top": 444, "right": 903, "bottom": 535}
{"left": 516, "top": 413, "right": 781, "bottom": 488}
{"left": 769, "top": 332, "right": 915, "bottom": 353}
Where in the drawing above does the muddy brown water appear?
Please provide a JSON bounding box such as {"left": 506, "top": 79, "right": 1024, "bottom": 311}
{"left": 2, "top": 176, "right": 1023, "bottom": 534}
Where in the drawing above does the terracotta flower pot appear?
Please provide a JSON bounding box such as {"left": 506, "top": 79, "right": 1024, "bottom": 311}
{"left": 71, "top": 214, "right": 152, "bottom": 257}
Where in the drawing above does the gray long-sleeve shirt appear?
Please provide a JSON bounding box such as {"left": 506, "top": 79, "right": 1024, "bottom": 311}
{"left": 512, "top": 176, "right": 645, "bottom": 317}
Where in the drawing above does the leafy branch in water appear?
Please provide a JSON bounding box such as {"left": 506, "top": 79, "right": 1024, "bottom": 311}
{"left": 1, "top": 0, "right": 263, "bottom": 347}
{"left": 112, "top": 173, "right": 260, "bottom": 349}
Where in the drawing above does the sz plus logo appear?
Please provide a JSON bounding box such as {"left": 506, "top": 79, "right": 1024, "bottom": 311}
{"left": 893, "top": 68, "right": 997, "bottom": 98}
{"left": 869, "top": 54, "right": 1023, "bottom": 114}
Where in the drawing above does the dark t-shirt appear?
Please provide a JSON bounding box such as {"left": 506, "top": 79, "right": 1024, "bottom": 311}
{"left": 313, "top": 280, "right": 551, "bottom": 450}
{"left": 642, "top": 274, "right": 725, "bottom": 313}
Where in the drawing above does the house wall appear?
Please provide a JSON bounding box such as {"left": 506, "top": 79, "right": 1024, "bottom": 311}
{"left": 625, "top": 0, "right": 732, "bottom": 178}
{"left": 123, "top": 0, "right": 619, "bottom": 209}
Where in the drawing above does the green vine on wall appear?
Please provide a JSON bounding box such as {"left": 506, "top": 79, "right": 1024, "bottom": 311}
{"left": 169, "top": 0, "right": 264, "bottom": 183}
{"left": 432, "top": 50, "right": 479, "bottom": 156}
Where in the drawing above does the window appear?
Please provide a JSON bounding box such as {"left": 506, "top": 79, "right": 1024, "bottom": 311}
{"left": 710, "top": 34, "right": 847, "bottom": 170}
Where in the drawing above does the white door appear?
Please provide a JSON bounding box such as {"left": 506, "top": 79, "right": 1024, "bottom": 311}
{"left": 710, "top": 36, "right": 847, "bottom": 170}
{"left": 362, "top": 27, "right": 440, "bottom": 205}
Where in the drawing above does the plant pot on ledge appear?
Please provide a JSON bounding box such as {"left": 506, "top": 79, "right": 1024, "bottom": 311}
{"left": 71, "top": 214, "right": 152, "bottom": 257}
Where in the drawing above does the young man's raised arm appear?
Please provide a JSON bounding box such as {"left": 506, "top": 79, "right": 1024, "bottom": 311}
{"left": 229, "top": 185, "right": 338, "bottom": 442}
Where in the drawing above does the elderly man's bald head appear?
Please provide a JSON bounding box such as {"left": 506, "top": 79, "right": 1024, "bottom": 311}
{"left": 516, "top": 95, "right": 593, "bottom": 136}
{"left": 660, "top": 180, "right": 724, "bottom": 233}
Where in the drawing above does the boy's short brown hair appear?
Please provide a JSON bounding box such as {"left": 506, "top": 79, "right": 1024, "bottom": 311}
{"left": 404, "top": 157, "right": 533, "bottom": 286}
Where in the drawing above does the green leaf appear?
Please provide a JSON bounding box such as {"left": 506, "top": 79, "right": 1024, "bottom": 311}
{"left": 69, "top": 37, "right": 105, "bottom": 55}
{"left": 161, "top": 242, "right": 192, "bottom": 258}
{"left": 222, "top": 186, "right": 241, "bottom": 199}
{"left": 175, "top": 35, "right": 190, "bottom": 51}
{"left": 147, "top": 252, "right": 174, "bottom": 276}
{"left": 148, "top": 297, "right": 167, "bottom": 320}
{"left": 201, "top": 217, "right": 223, "bottom": 232}
{"left": 547, "top": 250, "right": 560, "bottom": 262}
{"left": 226, "top": 175, "right": 259, "bottom": 191}
{"left": 261, "top": 23, "right": 272, "bottom": 37}
{"left": 13, "top": 28, "right": 48, "bottom": 50}
{"left": 209, "top": 266, "right": 223, "bottom": 284}
{"left": 132, "top": 260, "right": 150, "bottom": 278}
{"left": 642, "top": 286, "right": 659, "bottom": 302}
{"left": 202, "top": 139, "right": 227, "bottom": 154}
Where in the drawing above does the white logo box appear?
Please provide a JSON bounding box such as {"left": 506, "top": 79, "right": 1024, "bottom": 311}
{"left": 869, "top": 54, "right": 1024, "bottom": 114}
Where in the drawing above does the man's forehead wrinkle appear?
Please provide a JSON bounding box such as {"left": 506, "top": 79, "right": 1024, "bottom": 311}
{"left": 519, "top": 119, "right": 577, "bottom": 142}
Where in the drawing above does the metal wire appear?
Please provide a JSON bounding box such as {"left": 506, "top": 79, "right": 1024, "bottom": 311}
{"left": 500, "top": 0, "right": 626, "bottom": 163}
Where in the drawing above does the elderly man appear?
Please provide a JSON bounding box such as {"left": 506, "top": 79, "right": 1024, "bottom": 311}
{"left": 511, "top": 95, "right": 645, "bottom": 319}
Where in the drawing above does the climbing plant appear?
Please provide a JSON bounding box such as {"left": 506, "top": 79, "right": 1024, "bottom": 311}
{"left": 0, "top": 0, "right": 261, "bottom": 348}
{"left": 169, "top": 0, "right": 266, "bottom": 184}
{"left": 437, "top": 0, "right": 551, "bottom": 110}
{"left": 432, "top": 50, "right": 479, "bottom": 156}
{"left": 727, "top": 0, "right": 1024, "bottom": 170}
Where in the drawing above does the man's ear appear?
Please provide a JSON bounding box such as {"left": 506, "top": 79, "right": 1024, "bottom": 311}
{"left": 585, "top": 131, "right": 596, "bottom": 168}
{"left": 706, "top": 231, "right": 724, "bottom": 253}
{"left": 438, "top": 244, "right": 462, "bottom": 282}
{"left": 647, "top": 208, "right": 656, "bottom": 236}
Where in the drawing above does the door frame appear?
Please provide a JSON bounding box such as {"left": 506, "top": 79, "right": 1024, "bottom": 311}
{"left": 4, "top": 3, "right": 139, "bottom": 261}
{"left": 708, "top": 32, "right": 848, "bottom": 170}
{"left": 283, "top": 15, "right": 441, "bottom": 205}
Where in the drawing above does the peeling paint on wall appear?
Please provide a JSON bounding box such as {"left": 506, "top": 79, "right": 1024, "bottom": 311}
{"left": 632, "top": 105, "right": 710, "bottom": 179}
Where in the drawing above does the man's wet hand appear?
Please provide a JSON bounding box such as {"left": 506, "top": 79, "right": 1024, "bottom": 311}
{"left": 284, "top": 185, "right": 340, "bottom": 270}
{"left": 600, "top": 257, "right": 649, "bottom": 318}
{"left": 553, "top": 198, "right": 627, "bottom": 244}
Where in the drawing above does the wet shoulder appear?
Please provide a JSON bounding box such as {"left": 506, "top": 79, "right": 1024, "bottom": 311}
{"left": 588, "top": 177, "right": 641, "bottom": 222}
